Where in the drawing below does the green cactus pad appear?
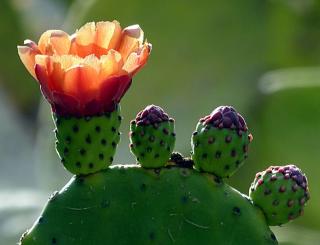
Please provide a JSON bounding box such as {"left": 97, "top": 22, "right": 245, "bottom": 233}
{"left": 130, "top": 121, "right": 175, "bottom": 168}
{"left": 192, "top": 125, "right": 250, "bottom": 178}
{"left": 54, "top": 106, "right": 121, "bottom": 175}
{"left": 20, "top": 165, "right": 276, "bottom": 245}
{"left": 249, "top": 165, "right": 310, "bottom": 226}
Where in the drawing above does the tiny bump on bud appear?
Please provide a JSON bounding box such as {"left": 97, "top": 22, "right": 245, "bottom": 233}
{"left": 202, "top": 153, "right": 208, "bottom": 159}
{"left": 287, "top": 200, "right": 294, "bottom": 207}
{"left": 72, "top": 125, "right": 79, "bottom": 133}
{"left": 111, "top": 127, "right": 116, "bottom": 132}
{"left": 65, "top": 136, "right": 71, "bottom": 144}
{"left": 99, "top": 153, "right": 104, "bottom": 160}
{"left": 80, "top": 149, "right": 86, "bottom": 155}
{"left": 76, "top": 161, "right": 81, "bottom": 168}
{"left": 257, "top": 179, "right": 264, "bottom": 186}
{"left": 215, "top": 151, "right": 221, "bottom": 159}
{"left": 264, "top": 189, "right": 271, "bottom": 195}
{"left": 149, "top": 135, "right": 155, "bottom": 142}
{"left": 272, "top": 200, "right": 279, "bottom": 206}
{"left": 85, "top": 135, "right": 91, "bottom": 144}
{"left": 101, "top": 139, "right": 107, "bottom": 145}
{"left": 233, "top": 207, "right": 241, "bottom": 216}
{"left": 95, "top": 126, "right": 101, "bottom": 132}
{"left": 225, "top": 135, "right": 232, "bottom": 143}
{"left": 64, "top": 147, "right": 69, "bottom": 154}
{"left": 208, "top": 137, "right": 215, "bottom": 144}
{"left": 279, "top": 186, "right": 286, "bottom": 193}
{"left": 231, "top": 149, "right": 237, "bottom": 157}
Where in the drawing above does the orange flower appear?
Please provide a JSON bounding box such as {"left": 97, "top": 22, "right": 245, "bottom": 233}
{"left": 18, "top": 21, "right": 151, "bottom": 116}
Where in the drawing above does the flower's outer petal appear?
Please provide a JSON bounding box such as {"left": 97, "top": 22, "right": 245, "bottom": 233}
{"left": 119, "top": 24, "right": 144, "bottom": 61}
{"left": 51, "top": 91, "right": 81, "bottom": 116}
{"left": 96, "top": 20, "right": 122, "bottom": 50}
{"left": 64, "top": 65, "right": 99, "bottom": 104}
{"left": 17, "top": 40, "right": 40, "bottom": 78}
{"left": 99, "top": 50, "right": 125, "bottom": 80}
{"left": 123, "top": 42, "right": 152, "bottom": 75}
{"left": 38, "top": 30, "right": 71, "bottom": 55}
{"left": 35, "top": 63, "right": 53, "bottom": 103}
{"left": 99, "top": 75, "right": 131, "bottom": 112}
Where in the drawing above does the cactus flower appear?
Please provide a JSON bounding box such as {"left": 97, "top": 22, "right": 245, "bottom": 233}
{"left": 17, "top": 21, "right": 151, "bottom": 116}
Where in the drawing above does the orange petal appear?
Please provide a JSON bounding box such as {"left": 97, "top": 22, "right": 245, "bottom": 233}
{"left": 96, "top": 20, "right": 122, "bottom": 50}
{"left": 63, "top": 65, "right": 99, "bottom": 103}
{"left": 75, "top": 22, "right": 96, "bottom": 46}
{"left": 38, "top": 30, "right": 71, "bottom": 55}
{"left": 119, "top": 24, "right": 144, "bottom": 61}
{"left": 18, "top": 44, "right": 39, "bottom": 79}
{"left": 123, "top": 42, "right": 151, "bottom": 75}
{"left": 99, "top": 50, "right": 125, "bottom": 80}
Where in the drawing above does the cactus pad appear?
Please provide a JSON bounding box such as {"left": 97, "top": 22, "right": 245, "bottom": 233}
{"left": 249, "top": 165, "right": 310, "bottom": 226}
{"left": 20, "top": 165, "right": 277, "bottom": 245}
{"left": 130, "top": 105, "right": 175, "bottom": 168}
{"left": 54, "top": 106, "right": 121, "bottom": 175}
{"left": 192, "top": 106, "right": 252, "bottom": 178}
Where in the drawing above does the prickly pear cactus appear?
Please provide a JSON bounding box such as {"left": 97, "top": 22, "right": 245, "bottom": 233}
{"left": 17, "top": 20, "right": 310, "bottom": 245}
{"left": 191, "top": 106, "right": 252, "bottom": 178}
{"left": 249, "top": 165, "right": 310, "bottom": 226}
{"left": 130, "top": 105, "right": 175, "bottom": 168}
{"left": 54, "top": 106, "right": 121, "bottom": 175}
{"left": 20, "top": 166, "right": 277, "bottom": 245}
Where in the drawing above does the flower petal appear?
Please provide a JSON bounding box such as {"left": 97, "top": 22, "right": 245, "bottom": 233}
{"left": 17, "top": 40, "right": 40, "bottom": 78}
{"left": 75, "top": 22, "right": 96, "bottom": 46}
{"left": 99, "top": 50, "right": 125, "bottom": 80}
{"left": 96, "top": 20, "right": 122, "bottom": 50}
{"left": 38, "top": 30, "right": 71, "bottom": 55}
{"left": 123, "top": 42, "right": 151, "bottom": 74}
{"left": 119, "top": 24, "right": 144, "bottom": 61}
{"left": 64, "top": 65, "right": 99, "bottom": 103}
{"left": 99, "top": 75, "right": 132, "bottom": 112}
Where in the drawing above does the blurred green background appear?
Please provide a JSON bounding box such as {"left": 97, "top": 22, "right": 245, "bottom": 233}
{"left": 0, "top": 0, "right": 320, "bottom": 244}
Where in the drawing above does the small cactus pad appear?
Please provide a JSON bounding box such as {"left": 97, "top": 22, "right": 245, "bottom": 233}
{"left": 54, "top": 106, "right": 121, "bottom": 175}
{"left": 192, "top": 106, "right": 252, "bottom": 178}
{"left": 20, "top": 165, "right": 277, "bottom": 245}
{"left": 249, "top": 165, "right": 310, "bottom": 226}
{"left": 130, "top": 105, "right": 176, "bottom": 168}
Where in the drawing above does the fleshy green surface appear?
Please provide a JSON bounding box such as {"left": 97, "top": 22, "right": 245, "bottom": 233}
{"left": 250, "top": 171, "right": 307, "bottom": 226}
{"left": 192, "top": 124, "right": 250, "bottom": 178}
{"left": 20, "top": 165, "right": 276, "bottom": 245}
{"left": 54, "top": 106, "right": 121, "bottom": 175}
{"left": 130, "top": 121, "right": 175, "bottom": 168}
